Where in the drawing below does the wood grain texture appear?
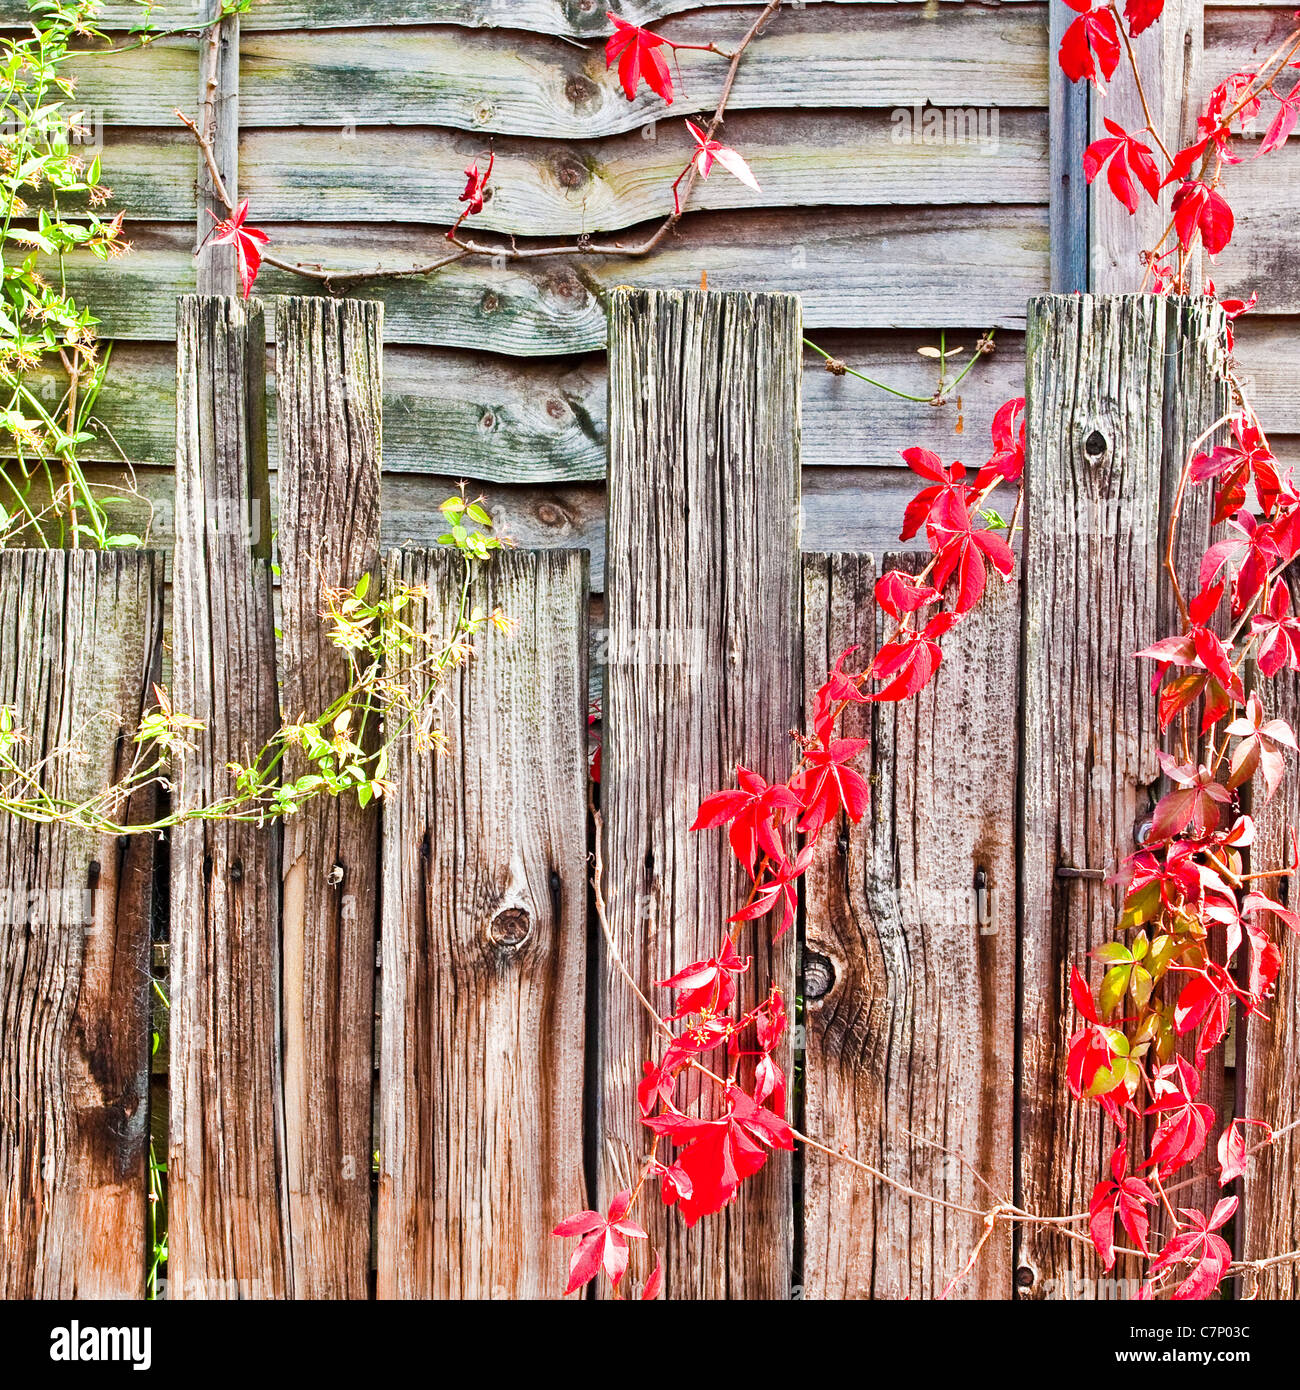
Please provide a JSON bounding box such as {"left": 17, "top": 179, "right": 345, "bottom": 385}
{"left": 236, "top": 113, "right": 1044, "bottom": 238}
{"left": 800, "top": 552, "right": 1018, "bottom": 1299}
{"left": 64, "top": 208, "right": 1048, "bottom": 349}
{"left": 276, "top": 297, "right": 384, "bottom": 1298}
{"left": 1242, "top": 567, "right": 1300, "bottom": 1298}
{"left": 32, "top": 324, "right": 1028, "bottom": 478}
{"left": 1089, "top": 1, "right": 1204, "bottom": 294}
{"left": 169, "top": 294, "right": 289, "bottom": 1299}
{"left": 62, "top": 8, "right": 1046, "bottom": 132}
{"left": 377, "top": 548, "right": 589, "bottom": 1299}
{"left": 195, "top": 11, "right": 240, "bottom": 296}
{"left": 233, "top": 10, "right": 1045, "bottom": 138}
{"left": 11, "top": 0, "right": 1037, "bottom": 37}
{"left": 1016, "top": 294, "right": 1228, "bottom": 1300}
{"left": 0, "top": 550, "right": 161, "bottom": 1299}
{"left": 599, "top": 288, "right": 800, "bottom": 1298}
{"left": 1048, "top": 0, "right": 1089, "bottom": 291}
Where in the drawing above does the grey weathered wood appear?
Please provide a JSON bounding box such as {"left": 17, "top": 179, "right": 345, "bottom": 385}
{"left": 0, "top": 550, "right": 161, "bottom": 1298}
{"left": 60, "top": 207, "right": 1047, "bottom": 349}
{"left": 170, "top": 294, "right": 289, "bottom": 1298}
{"left": 195, "top": 12, "right": 240, "bottom": 296}
{"left": 1089, "top": 2, "right": 1204, "bottom": 293}
{"left": 1049, "top": 0, "right": 1089, "bottom": 291}
{"left": 800, "top": 552, "right": 1019, "bottom": 1299}
{"left": 377, "top": 547, "right": 589, "bottom": 1298}
{"left": 599, "top": 288, "right": 800, "bottom": 1298}
{"left": 64, "top": 11, "right": 1046, "bottom": 133}
{"left": 276, "top": 296, "right": 384, "bottom": 1298}
{"left": 1017, "top": 294, "right": 1229, "bottom": 1299}
{"left": 236, "top": 113, "right": 1042, "bottom": 239}
{"left": 31, "top": 323, "right": 1030, "bottom": 478}
{"left": 20, "top": 0, "right": 1038, "bottom": 37}
{"left": 234, "top": 13, "right": 1045, "bottom": 139}
{"left": 1243, "top": 567, "right": 1300, "bottom": 1297}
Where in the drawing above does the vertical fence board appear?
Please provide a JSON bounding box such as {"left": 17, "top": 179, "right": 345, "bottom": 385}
{"left": 276, "top": 296, "right": 383, "bottom": 1298}
{"left": 0, "top": 551, "right": 161, "bottom": 1298}
{"left": 1243, "top": 566, "right": 1300, "bottom": 1297}
{"left": 801, "top": 552, "right": 1019, "bottom": 1299}
{"left": 196, "top": 7, "right": 240, "bottom": 296}
{"left": 1089, "top": 1, "right": 1204, "bottom": 293}
{"left": 378, "top": 548, "right": 589, "bottom": 1299}
{"left": 600, "top": 288, "right": 801, "bottom": 1300}
{"left": 1017, "top": 294, "right": 1228, "bottom": 1299}
{"left": 170, "top": 294, "right": 289, "bottom": 1298}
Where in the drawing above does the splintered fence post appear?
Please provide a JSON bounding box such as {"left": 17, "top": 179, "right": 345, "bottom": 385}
{"left": 600, "top": 288, "right": 801, "bottom": 1299}
{"left": 1016, "top": 294, "right": 1228, "bottom": 1300}
{"left": 0, "top": 551, "right": 162, "bottom": 1298}
{"left": 800, "top": 552, "right": 1020, "bottom": 1299}
{"left": 377, "top": 549, "right": 590, "bottom": 1299}
{"left": 170, "top": 294, "right": 288, "bottom": 1299}
{"left": 276, "top": 296, "right": 383, "bottom": 1298}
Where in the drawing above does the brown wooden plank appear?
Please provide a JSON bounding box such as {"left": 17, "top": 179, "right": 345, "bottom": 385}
{"left": 376, "top": 547, "right": 589, "bottom": 1298}
{"left": 235, "top": 10, "right": 1045, "bottom": 138}
{"left": 1090, "top": 1, "right": 1205, "bottom": 293}
{"left": 276, "top": 297, "right": 384, "bottom": 1298}
{"left": 169, "top": 294, "right": 289, "bottom": 1298}
{"left": 9, "top": 0, "right": 1036, "bottom": 37}
{"left": 1017, "top": 294, "right": 1229, "bottom": 1299}
{"left": 236, "top": 113, "right": 1044, "bottom": 238}
{"left": 64, "top": 208, "right": 1048, "bottom": 349}
{"left": 0, "top": 550, "right": 161, "bottom": 1298}
{"left": 599, "top": 287, "right": 800, "bottom": 1298}
{"left": 31, "top": 324, "right": 1029, "bottom": 478}
{"left": 195, "top": 11, "right": 240, "bottom": 296}
{"left": 63, "top": 9, "right": 1046, "bottom": 132}
{"left": 800, "top": 552, "right": 1019, "bottom": 1299}
{"left": 1242, "top": 566, "right": 1300, "bottom": 1297}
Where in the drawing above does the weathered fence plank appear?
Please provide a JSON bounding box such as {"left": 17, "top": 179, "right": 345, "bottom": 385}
{"left": 800, "top": 552, "right": 1019, "bottom": 1299}
{"left": 0, "top": 551, "right": 161, "bottom": 1298}
{"left": 59, "top": 209, "right": 1044, "bottom": 349}
{"left": 1244, "top": 565, "right": 1300, "bottom": 1297}
{"left": 195, "top": 10, "right": 240, "bottom": 297}
{"left": 64, "top": 12, "right": 1046, "bottom": 133}
{"left": 170, "top": 294, "right": 289, "bottom": 1298}
{"left": 377, "top": 548, "right": 589, "bottom": 1299}
{"left": 276, "top": 296, "right": 384, "bottom": 1297}
{"left": 1017, "top": 294, "right": 1229, "bottom": 1299}
{"left": 1089, "top": 1, "right": 1204, "bottom": 293}
{"left": 599, "top": 287, "right": 801, "bottom": 1299}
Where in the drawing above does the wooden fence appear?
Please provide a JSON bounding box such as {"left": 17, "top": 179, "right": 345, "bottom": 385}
{"left": 1, "top": 288, "right": 1297, "bottom": 1300}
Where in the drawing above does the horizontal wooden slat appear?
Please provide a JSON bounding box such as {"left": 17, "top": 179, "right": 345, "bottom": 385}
{"left": 91, "top": 108, "right": 1045, "bottom": 230}
{"left": 60, "top": 457, "right": 984, "bottom": 593}
{"left": 234, "top": 10, "right": 1046, "bottom": 138}
{"left": 58, "top": 9, "right": 1045, "bottom": 132}
{"left": 1231, "top": 317, "right": 1300, "bottom": 430}
{"left": 248, "top": 110, "right": 1044, "bottom": 235}
{"left": 69, "top": 207, "right": 1046, "bottom": 349}
{"left": 1210, "top": 150, "right": 1300, "bottom": 312}
{"left": 1204, "top": 8, "right": 1300, "bottom": 94}
{"left": 31, "top": 328, "right": 1027, "bottom": 477}
{"left": 1, "top": 0, "right": 1036, "bottom": 37}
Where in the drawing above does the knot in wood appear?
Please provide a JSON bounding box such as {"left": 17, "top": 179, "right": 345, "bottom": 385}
{"left": 489, "top": 906, "right": 532, "bottom": 949}
{"left": 804, "top": 951, "right": 835, "bottom": 1000}
{"left": 479, "top": 290, "right": 501, "bottom": 315}
{"left": 535, "top": 501, "right": 566, "bottom": 527}
{"left": 552, "top": 152, "right": 589, "bottom": 190}
{"left": 1083, "top": 428, "right": 1108, "bottom": 459}
{"left": 546, "top": 397, "right": 568, "bottom": 420}
{"left": 564, "top": 73, "right": 601, "bottom": 110}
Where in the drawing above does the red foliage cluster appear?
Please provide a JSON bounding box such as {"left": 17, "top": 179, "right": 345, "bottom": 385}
{"left": 1057, "top": 0, "right": 1300, "bottom": 1299}
{"left": 553, "top": 404, "right": 1024, "bottom": 1296}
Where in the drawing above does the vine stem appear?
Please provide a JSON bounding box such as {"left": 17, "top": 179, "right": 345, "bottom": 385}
{"left": 175, "top": 1, "right": 786, "bottom": 285}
